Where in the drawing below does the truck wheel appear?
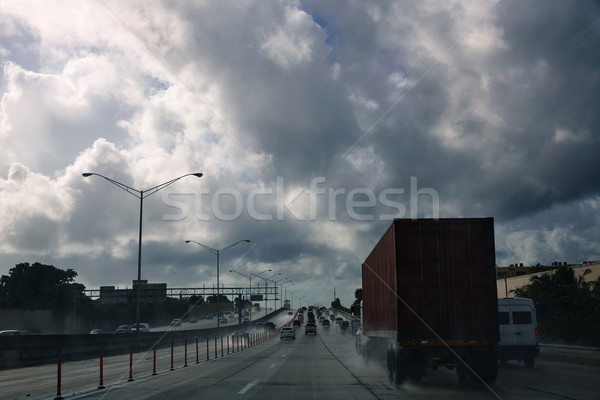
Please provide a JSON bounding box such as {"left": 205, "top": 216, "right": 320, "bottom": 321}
{"left": 387, "top": 350, "right": 395, "bottom": 381}
{"left": 524, "top": 356, "right": 535, "bottom": 368}
{"left": 387, "top": 346, "right": 408, "bottom": 385}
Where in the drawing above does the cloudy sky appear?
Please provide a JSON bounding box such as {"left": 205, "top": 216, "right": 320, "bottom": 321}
{"left": 1, "top": 0, "right": 599, "bottom": 308}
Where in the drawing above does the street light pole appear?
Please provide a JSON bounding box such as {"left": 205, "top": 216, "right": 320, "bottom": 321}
{"left": 299, "top": 296, "right": 306, "bottom": 308}
{"left": 274, "top": 277, "right": 288, "bottom": 309}
{"left": 229, "top": 269, "right": 252, "bottom": 322}
{"left": 83, "top": 172, "right": 203, "bottom": 337}
{"left": 266, "top": 273, "right": 281, "bottom": 316}
{"left": 283, "top": 282, "right": 294, "bottom": 308}
{"left": 185, "top": 240, "right": 250, "bottom": 328}
{"left": 251, "top": 270, "right": 272, "bottom": 315}
{"left": 289, "top": 290, "right": 299, "bottom": 309}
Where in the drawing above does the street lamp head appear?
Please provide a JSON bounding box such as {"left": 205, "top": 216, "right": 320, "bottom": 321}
{"left": 192, "top": 173, "right": 203, "bottom": 178}
{"left": 82, "top": 173, "right": 93, "bottom": 177}
{"left": 185, "top": 240, "right": 191, "bottom": 243}
{"left": 243, "top": 240, "right": 250, "bottom": 243}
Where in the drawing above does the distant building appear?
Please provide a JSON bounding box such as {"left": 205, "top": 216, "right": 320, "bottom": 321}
{"left": 496, "top": 264, "right": 558, "bottom": 279}
{"left": 496, "top": 261, "right": 600, "bottom": 297}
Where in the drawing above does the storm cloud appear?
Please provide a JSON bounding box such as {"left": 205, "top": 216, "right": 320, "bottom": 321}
{"left": 1, "top": 0, "right": 598, "bottom": 307}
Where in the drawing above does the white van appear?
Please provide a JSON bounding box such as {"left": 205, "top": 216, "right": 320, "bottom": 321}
{"left": 497, "top": 297, "right": 539, "bottom": 367}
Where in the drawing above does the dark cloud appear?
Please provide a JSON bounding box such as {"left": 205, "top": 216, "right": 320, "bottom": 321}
{"left": 1, "top": 1, "right": 599, "bottom": 308}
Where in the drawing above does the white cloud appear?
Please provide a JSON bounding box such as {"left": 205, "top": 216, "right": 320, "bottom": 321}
{"left": 0, "top": 0, "right": 598, "bottom": 310}
{"left": 260, "top": 6, "right": 319, "bottom": 68}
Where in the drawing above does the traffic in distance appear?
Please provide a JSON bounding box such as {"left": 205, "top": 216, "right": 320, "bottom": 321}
{"left": 82, "top": 307, "right": 257, "bottom": 334}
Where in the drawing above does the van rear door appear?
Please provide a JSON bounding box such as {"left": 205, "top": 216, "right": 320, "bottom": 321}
{"left": 509, "top": 301, "right": 537, "bottom": 347}
{"left": 497, "top": 299, "right": 513, "bottom": 346}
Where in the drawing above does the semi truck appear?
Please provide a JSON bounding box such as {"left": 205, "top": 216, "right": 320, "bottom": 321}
{"left": 356, "top": 218, "right": 499, "bottom": 384}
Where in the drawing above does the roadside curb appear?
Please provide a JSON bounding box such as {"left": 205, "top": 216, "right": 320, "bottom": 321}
{"left": 540, "top": 343, "right": 600, "bottom": 352}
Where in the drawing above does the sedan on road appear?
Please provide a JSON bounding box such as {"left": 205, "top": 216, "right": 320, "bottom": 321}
{"left": 232, "top": 330, "right": 247, "bottom": 339}
{"left": 280, "top": 327, "right": 296, "bottom": 340}
{"left": 115, "top": 325, "right": 131, "bottom": 333}
{"left": 305, "top": 323, "right": 317, "bottom": 335}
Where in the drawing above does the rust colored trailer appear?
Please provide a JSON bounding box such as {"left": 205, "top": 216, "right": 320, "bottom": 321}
{"left": 357, "top": 218, "right": 499, "bottom": 385}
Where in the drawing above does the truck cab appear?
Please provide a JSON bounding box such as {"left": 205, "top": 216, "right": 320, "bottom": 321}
{"left": 497, "top": 297, "right": 539, "bottom": 367}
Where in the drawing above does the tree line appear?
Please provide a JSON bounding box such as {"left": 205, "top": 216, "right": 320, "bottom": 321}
{"left": 513, "top": 265, "right": 600, "bottom": 346}
{"left": 0, "top": 262, "right": 251, "bottom": 333}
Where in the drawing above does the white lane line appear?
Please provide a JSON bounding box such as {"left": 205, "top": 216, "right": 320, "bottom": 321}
{"left": 238, "top": 379, "right": 258, "bottom": 394}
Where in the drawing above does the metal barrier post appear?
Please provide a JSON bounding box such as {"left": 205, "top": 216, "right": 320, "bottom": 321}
{"left": 214, "top": 337, "right": 217, "bottom": 358}
{"left": 206, "top": 337, "right": 209, "bottom": 360}
{"left": 170, "top": 338, "right": 175, "bottom": 371}
{"left": 54, "top": 343, "right": 63, "bottom": 400}
{"left": 227, "top": 336, "right": 230, "bottom": 354}
{"left": 128, "top": 343, "right": 134, "bottom": 382}
{"left": 196, "top": 338, "right": 199, "bottom": 364}
{"left": 221, "top": 337, "right": 223, "bottom": 357}
{"left": 184, "top": 338, "right": 188, "bottom": 367}
{"left": 98, "top": 344, "right": 105, "bottom": 389}
{"left": 152, "top": 348, "right": 157, "bottom": 375}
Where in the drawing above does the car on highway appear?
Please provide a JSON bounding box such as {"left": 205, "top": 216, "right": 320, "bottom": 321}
{"left": 220, "top": 317, "right": 228, "bottom": 324}
{"left": 287, "top": 311, "right": 293, "bottom": 315}
{"left": 115, "top": 324, "right": 131, "bottom": 333}
{"left": 206, "top": 314, "right": 213, "bottom": 319}
{"left": 339, "top": 321, "right": 350, "bottom": 331}
{"left": 171, "top": 319, "right": 182, "bottom": 327}
{"left": 242, "top": 317, "right": 250, "bottom": 324}
{"left": 305, "top": 322, "right": 317, "bottom": 335}
{"left": 132, "top": 323, "right": 150, "bottom": 332}
{"left": 293, "top": 320, "right": 301, "bottom": 329}
{"left": 89, "top": 329, "right": 105, "bottom": 334}
{"left": 0, "top": 330, "right": 22, "bottom": 335}
{"left": 256, "top": 322, "right": 264, "bottom": 329}
{"left": 232, "top": 330, "right": 247, "bottom": 339}
{"left": 322, "top": 319, "right": 330, "bottom": 328}
{"left": 280, "top": 327, "right": 295, "bottom": 340}
{"left": 189, "top": 317, "right": 198, "bottom": 323}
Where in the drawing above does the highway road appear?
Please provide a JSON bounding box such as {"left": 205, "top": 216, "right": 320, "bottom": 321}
{"left": 148, "top": 307, "right": 269, "bottom": 332}
{"left": 1, "top": 317, "right": 598, "bottom": 399}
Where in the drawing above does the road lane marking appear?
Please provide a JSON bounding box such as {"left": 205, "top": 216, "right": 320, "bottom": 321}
{"left": 238, "top": 379, "right": 258, "bottom": 394}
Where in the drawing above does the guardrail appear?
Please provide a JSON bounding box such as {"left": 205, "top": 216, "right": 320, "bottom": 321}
{"left": 8, "top": 310, "right": 296, "bottom": 400}
{"left": 0, "top": 308, "right": 291, "bottom": 370}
